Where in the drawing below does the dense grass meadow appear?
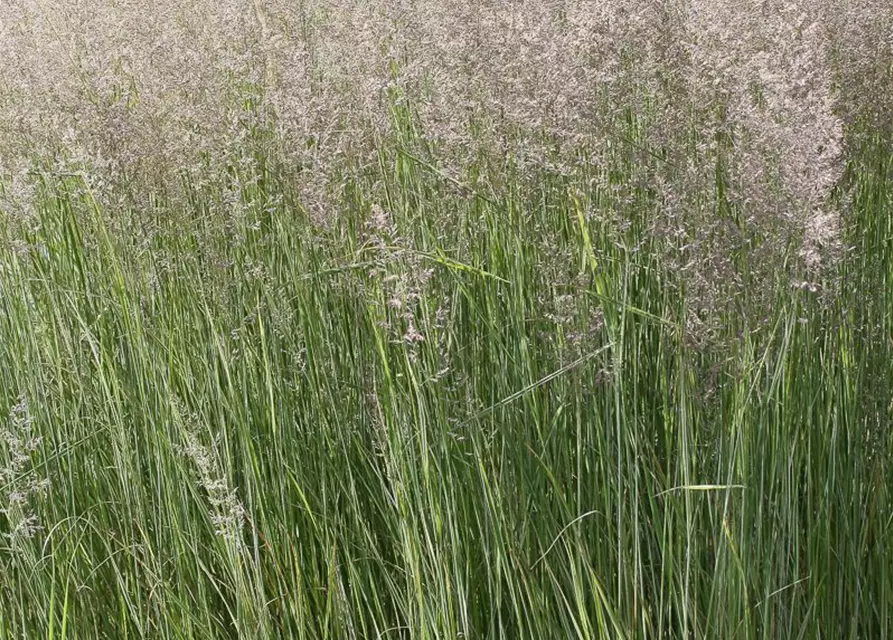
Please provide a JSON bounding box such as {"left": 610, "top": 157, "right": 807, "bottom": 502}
{"left": 1, "top": 1, "right": 893, "bottom": 638}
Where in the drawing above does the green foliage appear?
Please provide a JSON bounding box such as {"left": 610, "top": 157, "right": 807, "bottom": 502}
{"left": 0, "top": 115, "right": 890, "bottom": 640}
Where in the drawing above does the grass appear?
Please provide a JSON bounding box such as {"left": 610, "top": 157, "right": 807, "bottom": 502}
{"left": 0, "top": 108, "right": 891, "bottom": 639}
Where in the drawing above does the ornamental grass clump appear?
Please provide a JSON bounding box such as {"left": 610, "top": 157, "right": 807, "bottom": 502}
{"left": 0, "top": 1, "right": 891, "bottom": 638}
